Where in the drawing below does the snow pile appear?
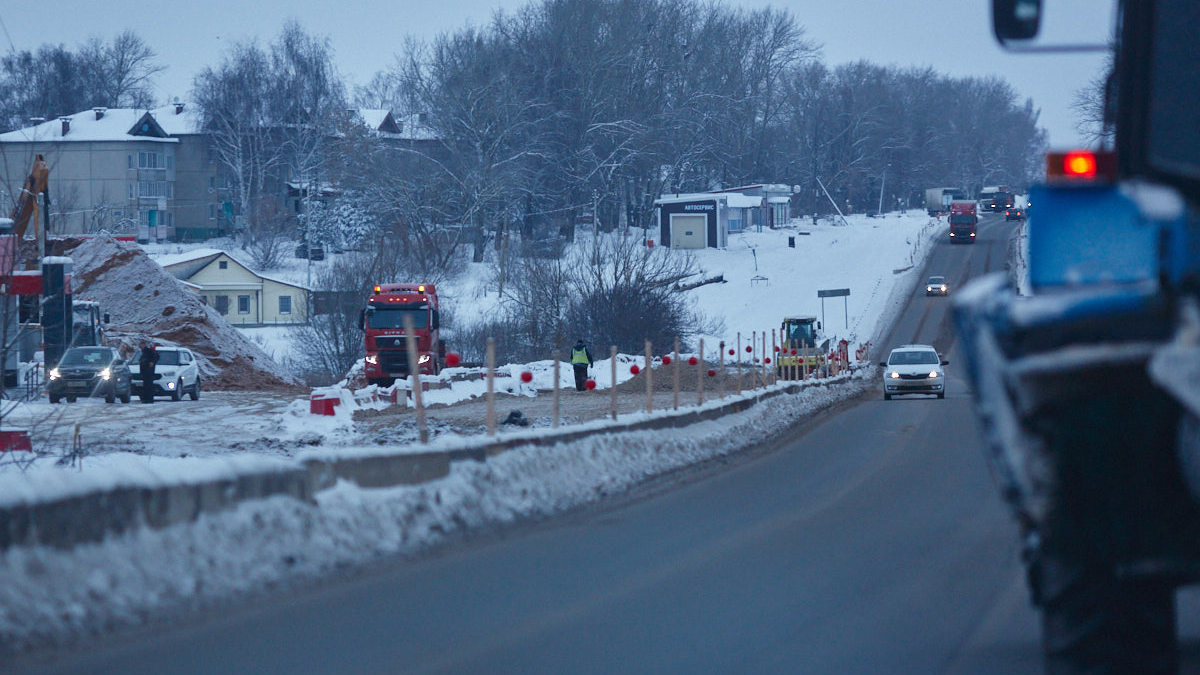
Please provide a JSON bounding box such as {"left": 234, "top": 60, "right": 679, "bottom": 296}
{"left": 61, "top": 236, "right": 300, "bottom": 390}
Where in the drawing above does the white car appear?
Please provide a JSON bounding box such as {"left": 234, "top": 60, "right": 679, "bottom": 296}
{"left": 881, "top": 344, "right": 947, "bottom": 400}
{"left": 131, "top": 346, "right": 201, "bottom": 401}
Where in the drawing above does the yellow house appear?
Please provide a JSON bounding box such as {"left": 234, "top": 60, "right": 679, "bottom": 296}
{"left": 163, "top": 252, "right": 309, "bottom": 326}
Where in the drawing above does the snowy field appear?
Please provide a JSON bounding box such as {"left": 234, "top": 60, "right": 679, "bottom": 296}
{"left": 142, "top": 211, "right": 940, "bottom": 367}
{"left": 1, "top": 212, "right": 943, "bottom": 480}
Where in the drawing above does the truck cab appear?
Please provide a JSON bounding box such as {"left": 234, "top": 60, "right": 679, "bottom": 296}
{"left": 947, "top": 200, "right": 977, "bottom": 243}
{"left": 359, "top": 283, "right": 445, "bottom": 386}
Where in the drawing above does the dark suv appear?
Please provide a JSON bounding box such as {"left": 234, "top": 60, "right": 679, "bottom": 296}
{"left": 47, "top": 347, "right": 132, "bottom": 403}
{"left": 1005, "top": 207, "right": 1026, "bottom": 221}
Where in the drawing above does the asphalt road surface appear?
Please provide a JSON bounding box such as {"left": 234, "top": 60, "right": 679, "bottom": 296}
{"left": 15, "top": 215, "right": 1200, "bottom": 674}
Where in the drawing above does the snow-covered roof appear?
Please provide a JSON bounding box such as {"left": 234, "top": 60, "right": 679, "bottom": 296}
{"left": 654, "top": 192, "right": 763, "bottom": 209}
{"left": 0, "top": 103, "right": 203, "bottom": 143}
{"left": 392, "top": 113, "right": 439, "bottom": 141}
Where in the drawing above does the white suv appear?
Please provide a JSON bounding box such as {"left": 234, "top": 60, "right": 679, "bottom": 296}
{"left": 881, "top": 345, "right": 947, "bottom": 400}
{"left": 132, "top": 346, "right": 201, "bottom": 401}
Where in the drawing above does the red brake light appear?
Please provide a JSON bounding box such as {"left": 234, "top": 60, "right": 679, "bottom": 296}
{"left": 1046, "top": 150, "right": 1115, "bottom": 183}
{"left": 1064, "top": 152, "right": 1096, "bottom": 178}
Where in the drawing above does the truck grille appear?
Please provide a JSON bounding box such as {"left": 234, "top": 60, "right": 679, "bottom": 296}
{"left": 380, "top": 352, "right": 410, "bottom": 375}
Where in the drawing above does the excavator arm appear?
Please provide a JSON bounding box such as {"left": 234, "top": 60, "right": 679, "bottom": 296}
{"left": 9, "top": 154, "right": 49, "bottom": 241}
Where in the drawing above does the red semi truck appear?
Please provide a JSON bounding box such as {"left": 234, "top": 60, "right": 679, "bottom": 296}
{"left": 359, "top": 283, "right": 445, "bottom": 386}
{"left": 947, "top": 200, "right": 977, "bottom": 244}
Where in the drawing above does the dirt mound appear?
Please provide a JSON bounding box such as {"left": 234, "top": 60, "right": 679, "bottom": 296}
{"left": 59, "top": 236, "right": 301, "bottom": 391}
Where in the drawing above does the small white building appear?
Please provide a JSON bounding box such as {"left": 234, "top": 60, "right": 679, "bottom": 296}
{"left": 653, "top": 192, "right": 764, "bottom": 249}
{"left": 162, "top": 251, "right": 309, "bottom": 326}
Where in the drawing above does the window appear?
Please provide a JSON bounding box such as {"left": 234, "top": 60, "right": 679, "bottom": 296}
{"left": 128, "top": 184, "right": 134, "bottom": 200}
{"left": 166, "top": 212, "right": 174, "bottom": 226}
{"left": 219, "top": 260, "right": 228, "bottom": 269}
{"left": 278, "top": 296, "right": 292, "bottom": 315}
{"left": 138, "top": 181, "right": 167, "bottom": 198}
{"left": 200, "top": 295, "right": 208, "bottom": 306}
{"left": 137, "top": 151, "right": 162, "bottom": 169}
{"left": 166, "top": 183, "right": 174, "bottom": 199}
{"left": 214, "top": 296, "right": 229, "bottom": 315}
{"left": 209, "top": 204, "right": 216, "bottom": 220}
{"left": 166, "top": 155, "right": 174, "bottom": 170}
{"left": 127, "top": 154, "right": 133, "bottom": 170}
{"left": 237, "top": 295, "right": 250, "bottom": 314}
{"left": 209, "top": 176, "right": 215, "bottom": 189}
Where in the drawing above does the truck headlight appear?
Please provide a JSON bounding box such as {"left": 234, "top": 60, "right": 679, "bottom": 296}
{"left": 365, "top": 354, "right": 378, "bottom": 365}
{"left": 99, "top": 367, "right": 111, "bottom": 381}
{"left": 418, "top": 354, "right": 431, "bottom": 364}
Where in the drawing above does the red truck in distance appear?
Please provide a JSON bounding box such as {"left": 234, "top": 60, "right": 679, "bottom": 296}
{"left": 359, "top": 283, "right": 445, "bottom": 386}
{"left": 947, "top": 200, "right": 977, "bottom": 244}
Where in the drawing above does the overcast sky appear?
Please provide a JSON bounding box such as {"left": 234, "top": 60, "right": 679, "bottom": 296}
{"left": 0, "top": 0, "right": 1114, "bottom": 147}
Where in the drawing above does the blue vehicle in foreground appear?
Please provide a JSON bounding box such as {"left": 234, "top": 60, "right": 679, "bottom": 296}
{"left": 955, "top": 1, "right": 1200, "bottom": 672}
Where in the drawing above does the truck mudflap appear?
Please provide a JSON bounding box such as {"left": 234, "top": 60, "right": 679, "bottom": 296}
{"left": 953, "top": 274, "right": 1200, "bottom": 579}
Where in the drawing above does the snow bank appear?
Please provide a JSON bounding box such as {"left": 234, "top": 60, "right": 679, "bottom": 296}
{"left": 0, "top": 377, "right": 867, "bottom": 648}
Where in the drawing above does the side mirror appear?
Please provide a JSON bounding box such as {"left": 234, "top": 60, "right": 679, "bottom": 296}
{"left": 357, "top": 308, "right": 366, "bottom": 331}
{"left": 992, "top": 0, "right": 1041, "bottom": 44}
{"left": 103, "top": 313, "right": 110, "bottom": 324}
{"left": 941, "top": 359, "right": 950, "bottom": 366}
{"left": 879, "top": 362, "right": 887, "bottom": 368}
{"left": 432, "top": 310, "right": 440, "bottom": 330}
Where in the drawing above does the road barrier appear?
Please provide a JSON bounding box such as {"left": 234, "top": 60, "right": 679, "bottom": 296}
{"left": 2, "top": 356, "right": 864, "bottom": 554}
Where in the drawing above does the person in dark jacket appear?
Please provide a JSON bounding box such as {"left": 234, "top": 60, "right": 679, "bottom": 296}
{"left": 138, "top": 341, "right": 159, "bottom": 403}
{"left": 570, "top": 339, "right": 594, "bottom": 391}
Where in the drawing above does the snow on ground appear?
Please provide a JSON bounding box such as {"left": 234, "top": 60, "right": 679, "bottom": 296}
{"left": 0, "top": 212, "right": 943, "bottom": 477}
{"left": 0, "top": 375, "right": 870, "bottom": 649}
{"left": 0, "top": 211, "right": 948, "bottom": 650}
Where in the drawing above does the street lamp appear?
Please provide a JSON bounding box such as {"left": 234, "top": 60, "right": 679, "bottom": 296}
{"left": 877, "top": 163, "right": 891, "bottom": 215}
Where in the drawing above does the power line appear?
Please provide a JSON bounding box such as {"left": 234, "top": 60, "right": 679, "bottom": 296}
{"left": 0, "top": 14, "right": 16, "bottom": 55}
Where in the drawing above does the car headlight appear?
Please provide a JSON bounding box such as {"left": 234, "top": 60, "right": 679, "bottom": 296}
{"left": 418, "top": 354, "right": 431, "bottom": 364}
{"left": 929, "top": 371, "right": 939, "bottom": 378}
{"left": 926, "top": 286, "right": 933, "bottom": 292}
{"left": 48, "top": 368, "right": 60, "bottom": 380}
{"left": 941, "top": 285, "right": 947, "bottom": 291}
{"left": 969, "top": 232, "right": 976, "bottom": 236}
{"left": 365, "top": 354, "right": 378, "bottom": 365}
{"left": 99, "top": 367, "right": 111, "bottom": 381}
{"left": 889, "top": 371, "right": 900, "bottom": 379}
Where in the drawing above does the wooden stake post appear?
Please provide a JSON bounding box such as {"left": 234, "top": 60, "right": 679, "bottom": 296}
{"left": 402, "top": 316, "right": 428, "bottom": 444}
{"left": 610, "top": 345, "right": 618, "bottom": 421}
{"left": 736, "top": 333, "right": 742, "bottom": 396}
{"left": 697, "top": 341, "right": 705, "bottom": 405}
{"left": 719, "top": 341, "right": 726, "bottom": 399}
{"left": 552, "top": 351, "right": 561, "bottom": 428}
{"left": 486, "top": 338, "right": 496, "bottom": 436}
{"left": 645, "top": 340, "right": 653, "bottom": 414}
{"left": 672, "top": 337, "right": 680, "bottom": 411}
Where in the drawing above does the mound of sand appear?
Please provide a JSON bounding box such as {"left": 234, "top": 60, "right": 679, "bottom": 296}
{"left": 57, "top": 236, "right": 302, "bottom": 391}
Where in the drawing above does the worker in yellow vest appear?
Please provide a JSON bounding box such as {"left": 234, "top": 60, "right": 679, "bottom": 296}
{"left": 570, "top": 339, "right": 594, "bottom": 391}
